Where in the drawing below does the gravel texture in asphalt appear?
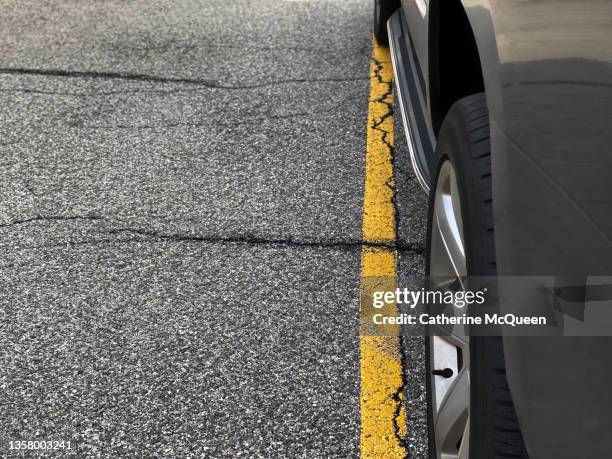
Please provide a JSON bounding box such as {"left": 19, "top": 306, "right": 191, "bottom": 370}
{"left": 0, "top": 1, "right": 428, "bottom": 457}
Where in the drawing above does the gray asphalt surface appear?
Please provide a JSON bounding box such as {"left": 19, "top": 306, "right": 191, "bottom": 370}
{"left": 0, "top": 1, "right": 427, "bottom": 457}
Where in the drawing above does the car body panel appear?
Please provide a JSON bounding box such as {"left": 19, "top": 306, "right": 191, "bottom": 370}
{"left": 395, "top": 0, "right": 612, "bottom": 456}
{"left": 400, "top": 0, "right": 429, "bottom": 96}
{"left": 467, "top": 1, "right": 612, "bottom": 269}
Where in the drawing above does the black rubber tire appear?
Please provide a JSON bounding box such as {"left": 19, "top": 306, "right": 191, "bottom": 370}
{"left": 373, "top": 0, "right": 400, "bottom": 45}
{"left": 425, "top": 93, "right": 528, "bottom": 458}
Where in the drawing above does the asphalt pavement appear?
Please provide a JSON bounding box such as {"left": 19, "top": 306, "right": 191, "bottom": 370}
{"left": 0, "top": 1, "right": 428, "bottom": 457}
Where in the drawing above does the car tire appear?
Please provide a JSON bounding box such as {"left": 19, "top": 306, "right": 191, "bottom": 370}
{"left": 373, "top": 0, "right": 399, "bottom": 45}
{"left": 425, "top": 93, "right": 528, "bottom": 458}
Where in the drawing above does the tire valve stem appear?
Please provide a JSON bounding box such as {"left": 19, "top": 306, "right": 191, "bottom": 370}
{"left": 432, "top": 368, "right": 454, "bottom": 378}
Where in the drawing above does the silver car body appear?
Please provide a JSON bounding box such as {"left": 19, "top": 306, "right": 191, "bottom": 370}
{"left": 391, "top": 1, "right": 612, "bottom": 457}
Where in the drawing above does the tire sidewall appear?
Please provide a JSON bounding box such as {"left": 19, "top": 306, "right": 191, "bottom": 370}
{"left": 425, "top": 95, "right": 524, "bottom": 458}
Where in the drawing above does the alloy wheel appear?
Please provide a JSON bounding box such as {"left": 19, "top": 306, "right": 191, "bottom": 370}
{"left": 428, "top": 160, "right": 470, "bottom": 459}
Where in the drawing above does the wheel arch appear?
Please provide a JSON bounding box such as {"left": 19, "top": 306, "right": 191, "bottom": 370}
{"left": 427, "top": 0, "right": 487, "bottom": 135}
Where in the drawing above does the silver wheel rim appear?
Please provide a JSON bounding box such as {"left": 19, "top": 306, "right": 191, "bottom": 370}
{"left": 429, "top": 161, "right": 470, "bottom": 459}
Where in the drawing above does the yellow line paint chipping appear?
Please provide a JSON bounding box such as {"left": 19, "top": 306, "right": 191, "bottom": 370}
{"left": 360, "top": 39, "right": 408, "bottom": 458}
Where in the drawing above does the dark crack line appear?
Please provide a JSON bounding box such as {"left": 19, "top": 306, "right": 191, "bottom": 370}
{"left": 0, "top": 217, "right": 424, "bottom": 254}
{"left": 392, "top": 336, "right": 411, "bottom": 457}
{"left": 9, "top": 235, "right": 423, "bottom": 254}
{"left": 101, "top": 227, "right": 424, "bottom": 253}
{"left": 371, "top": 54, "right": 412, "bottom": 455}
{"left": 0, "top": 67, "right": 370, "bottom": 92}
{"left": 0, "top": 214, "right": 102, "bottom": 228}
{"left": 22, "top": 180, "right": 42, "bottom": 197}
{"left": 0, "top": 67, "right": 218, "bottom": 86}
{"left": 370, "top": 56, "right": 395, "bottom": 155}
{"left": 370, "top": 55, "right": 403, "bottom": 247}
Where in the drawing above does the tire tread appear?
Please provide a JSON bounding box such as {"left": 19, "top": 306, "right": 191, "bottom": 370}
{"left": 426, "top": 93, "right": 528, "bottom": 459}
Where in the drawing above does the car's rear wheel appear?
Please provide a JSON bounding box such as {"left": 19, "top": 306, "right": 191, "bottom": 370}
{"left": 373, "top": 0, "right": 400, "bottom": 45}
{"left": 425, "top": 93, "right": 528, "bottom": 458}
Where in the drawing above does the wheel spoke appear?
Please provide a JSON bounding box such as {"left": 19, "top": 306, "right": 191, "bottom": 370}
{"left": 433, "top": 163, "right": 466, "bottom": 279}
{"left": 458, "top": 418, "right": 470, "bottom": 459}
{"left": 450, "top": 168, "right": 464, "bottom": 244}
{"left": 435, "top": 367, "right": 469, "bottom": 456}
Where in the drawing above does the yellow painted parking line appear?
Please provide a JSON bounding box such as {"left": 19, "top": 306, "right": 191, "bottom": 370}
{"left": 360, "top": 39, "right": 408, "bottom": 458}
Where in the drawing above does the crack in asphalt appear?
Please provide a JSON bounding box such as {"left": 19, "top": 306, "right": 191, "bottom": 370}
{"left": 0, "top": 214, "right": 103, "bottom": 228}
{"left": 0, "top": 67, "right": 220, "bottom": 86}
{"left": 392, "top": 340, "right": 411, "bottom": 454}
{"left": 22, "top": 180, "right": 42, "bottom": 197}
{"left": 370, "top": 56, "right": 395, "bottom": 174}
{"left": 0, "top": 67, "right": 370, "bottom": 91}
{"left": 102, "top": 227, "right": 424, "bottom": 253}
{"left": 370, "top": 55, "right": 399, "bottom": 215}
{"left": 0, "top": 215, "right": 424, "bottom": 254}
{"left": 370, "top": 54, "right": 411, "bottom": 454}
